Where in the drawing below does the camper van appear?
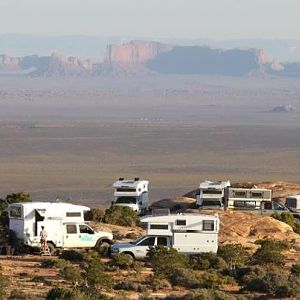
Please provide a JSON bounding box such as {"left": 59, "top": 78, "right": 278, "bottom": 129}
{"left": 110, "top": 213, "right": 219, "bottom": 259}
{"left": 196, "top": 180, "right": 231, "bottom": 208}
{"left": 227, "top": 188, "right": 272, "bottom": 210}
{"left": 8, "top": 202, "right": 113, "bottom": 254}
{"left": 285, "top": 195, "right": 300, "bottom": 211}
{"left": 113, "top": 178, "right": 149, "bottom": 214}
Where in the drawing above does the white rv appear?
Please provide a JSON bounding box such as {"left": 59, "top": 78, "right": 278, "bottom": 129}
{"left": 8, "top": 202, "right": 113, "bottom": 254}
{"left": 197, "top": 180, "right": 231, "bottom": 208}
{"left": 285, "top": 195, "right": 300, "bottom": 211}
{"left": 110, "top": 213, "right": 219, "bottom": 259}
{"left": 113, "top": 178, "right": 149, "bottom": 214}
{"left": 227, "top": 188, "right": 272, "bottom": 210}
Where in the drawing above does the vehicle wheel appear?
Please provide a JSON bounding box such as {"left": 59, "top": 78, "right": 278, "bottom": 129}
{"left": 47, "top": 243, "right": 56, "bottom": 256}
{"left": 96, "top": 240, "right": 111, "bottom": 257}
{"left": 123, "top": 252, "right": 135, "bottom": 261}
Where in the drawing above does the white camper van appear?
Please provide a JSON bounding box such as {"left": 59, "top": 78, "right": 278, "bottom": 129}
{"left": 197, "top": 180, "right": 231, "bottom": 208}
{"left": 8, "top": 202, "right": 113, "bottom": 254}
{"left": 227, "top": 188, "right": 272, "bottom": 210}
{"left": 285, "top": 195, "right": 300, "bottom": 211}
{"left": 113, "top": 178, "right": 149, "bottom": 214}
{"left": 111, "top": 213, "right": 219, "bottom": 260}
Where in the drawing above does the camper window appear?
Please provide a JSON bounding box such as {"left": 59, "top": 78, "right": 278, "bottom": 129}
{"left": 157, "top": 237, "right": 168, "bottom": 246}
{"left": 245, "top": 201, "right": 256, "bottom": 208}
{"left": 150, "top": 224, "right": 169, "bottom": 230}
{"left": 203, "top": 220, "right": 215, "bottom": 231}
{"left": 233, "top": 201, "right": 245, "bottom": 207}
{"left": 251, "top": 192, "right": 263, "bottom": 198}
{"left": 233, "top": 191, "right": 247, "bottom": 197}
{"left": 202, "top": 190, "right": 222, "bottom": 195}
{"left": 139, "top": 237, "right": 155, "bottom": 246}
{"left": 66, "top": 224, "right": 77, "bottom": 234}
{"left": 66, "top": 212, "right": 81, "bottom": 217}
{"left": 9, "top": 206, "right": 22, "bottom": 218}
{"left": 116, "top": 188, "right": 136, "bottom": 192}
{"left": 176, "top": 220, "right": 186, "bottom": 226}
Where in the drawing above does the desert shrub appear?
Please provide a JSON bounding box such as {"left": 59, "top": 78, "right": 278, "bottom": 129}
{"left": 233, "top": 265, "right": 267, "bottom": 286}
{"left": 8, "top": 290, "right": 27, "bottom": 300}
{"left": 41, "top": 258, "right": 70, "bottom": 269}
{"left": 84, "top": 208, "right": 104, "bottom": 222}
{"left": 272, "top": 212, "right": 300, "bottom": 234}
{"left": 252, "top": 239, "right": 287, "bottom": 266}
{"left": 165, "top": 288, "right": 240, "bottom": 300}
{"left": 109, "top": 253, "right": 135, "bottom": 269}
{"left": 114, "top": 281, "right": 147, "bottom": 292}
{"left": 59, "top": 250, "right": 84, "bottom": 262}
{"left": 0, "top": 274, "right": 9, "bottom": 300}
{"left": 149, "top": 276, "right": 172, "bottom": 291}
{"left": 168, "top": 267, "right": 200, "bottom": 288}
{"left": 46, "top": 288, "right": 74, "bottom": 300}
{"left": 85, "top": 259, "right": 113, "bottom": 288}
{"left": 190, "top": 253, "right": 228, "bottom": 270}
{"left": 217, "top": 244, "right": 248, "bottom": 269}
{"left": 147, "top": 246, "right": 189, "bottom": 277}
{"left": 198, "top": 272, "right": 233, "bottom": 289}
{"left": 31, "top": 275, "right": 47, "bottom": 283}
{"left": 59, "top": 265, "right": 82, "bottom": 283}
{"left": 291, "top": 264, "right": 300, "bottom": 276}
{"left": 103, "top": 206, "right": 139, "bottom": 227}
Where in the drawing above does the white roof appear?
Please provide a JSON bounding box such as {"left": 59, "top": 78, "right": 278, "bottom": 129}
{"left": 141, "top": 213, "right": 219, "bottom": 224}
{"left": 199, "top": 180, "right": 231, "bottom": 189}
{"left": 113, "top": 179, "right": 148, "bottom": 188}
{"left": 9, "top": 202, "right": 90, "bottom": 212}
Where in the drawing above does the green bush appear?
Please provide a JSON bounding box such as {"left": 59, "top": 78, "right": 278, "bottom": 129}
{"left": 8, "top": 290, "right": 27, "bottom": 300}
{"left": 272, "top": 212, "right": 300, "bottom": 234}
{"left": 59, "top": 266, "right": 82, "bottom": 283}
{"left": 168, "top": 267, "right": 200, "bottom": 288}
{"left": 109, "top": 253, "right": 135, "bottom": 269}
{"left": 149, "top": 276, "right": 172, "bottom": 291}
{"left": 46, "top": 288, "right": 74, "bottom": 300}
{"left": 114, "top": 281, "right": 147, "bottom": 292}
{"left": 165, "top": 288, "right": 242, "bottom": 300}
{"left": 85, "top": 260, "right": 113, "bottom": 288}
{"left": 190, "top": 253, "right": 228, "bottom": 270}
{"left": 198, "top": 272, "right": 231, "bottom": 289}
{"left": 41, "top": 258, "right": 71, "bottom": 269}
{"left": 84, "top": 208, "right": 104, "bottom": 222}
{"left": 252, "top": 240, "right": 287, "bottom": 266}
{"left": 103, "top": 206, "right": 139, "bottom": 227}
{"left": 217, "top": 244, "right": 248, "bottom": 268}
{"left": 147, "top": 246, "right": 189, "bottom": 277}
{"left": 291, "top": 264, "right": 300, "bottom": 276}
{"left": 59, "top": 250, "right": 84, "bottom": 262}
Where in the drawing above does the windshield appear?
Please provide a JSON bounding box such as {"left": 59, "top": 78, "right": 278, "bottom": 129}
{"left": 116, "top": 197, "right": 137, "bottom": 204}
{"left": 130, "top": 236, "right": 146, "bottom": 245}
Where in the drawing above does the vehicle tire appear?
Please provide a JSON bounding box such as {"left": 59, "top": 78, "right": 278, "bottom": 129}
{"left": 123, "top": 252, "right": 135, "bottom": 261}
{"left": 95, "top": 240, "right": 111, "bottom": 257}
{"left": 47, "top": 243, "right": 56, "bottom": 256}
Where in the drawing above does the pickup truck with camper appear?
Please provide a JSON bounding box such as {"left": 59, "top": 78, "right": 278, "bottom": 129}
{"left": 8, "top": 202, "right": 113, "bottom": 255}
{"left": 112, "top": 178, "right": 149, "bottom": 214}
{"left": 111, "top": 213, "right": 219, "bottom": 260}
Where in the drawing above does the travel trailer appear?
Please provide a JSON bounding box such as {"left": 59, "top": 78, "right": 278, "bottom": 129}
{"left": 110, "top": 213, "right": 219, "bottom": 259}
{"left": 196, "top": 180, "right": 231, "bottom": 208}
{"left": 112, "top": 178, "right": 149, "bottom": 214}
{"left": 227, "top": 188, "right": 272, "bottom": 210}
{"left": 285, "top": 195, "right": 300, "bottom": 211}
{"left": 8, "top": 202, "right": 113, "bottom": 254}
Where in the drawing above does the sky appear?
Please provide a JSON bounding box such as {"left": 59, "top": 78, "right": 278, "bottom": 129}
{"left": 0, "top": 0, "right": 300, "bottom": 39}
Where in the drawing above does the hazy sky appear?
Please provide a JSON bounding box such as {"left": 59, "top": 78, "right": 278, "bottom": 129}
{"left": 0, "top": 0, "right": 300, "bottom": 39}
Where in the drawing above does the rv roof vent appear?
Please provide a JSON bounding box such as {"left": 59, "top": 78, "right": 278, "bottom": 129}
{"left": 152, "top": 208, "right": 170, "bottom": 216}
{"left": 119, "top": 177, "right": 124, "bottom": 181}
{"left": 134, "top": 177, "right": 140, "bottom": 181}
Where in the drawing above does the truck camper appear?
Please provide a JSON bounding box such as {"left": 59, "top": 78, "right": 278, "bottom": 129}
{"left": 8, "top": 202, "right": 113, "bottom": 254}
{"left": 113, "top": 178, "right": 149, "bottom": 214}
{"left": 111, "top": 213, "right": 219, "bottom": 259}
{"left": 196, "top": 180, "right": 231, "bottom": 208}
{"left": 227, "top": 188, "right": 272, "bottom": 210}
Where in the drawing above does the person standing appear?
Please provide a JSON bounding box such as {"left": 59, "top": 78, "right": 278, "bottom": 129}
{"left": 40, "top": 226, "right": 48, "bottom": 252}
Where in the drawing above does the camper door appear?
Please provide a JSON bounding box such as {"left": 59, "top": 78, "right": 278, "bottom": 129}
{"left": 64, "top": 224, "right": 96, "bottom": 248}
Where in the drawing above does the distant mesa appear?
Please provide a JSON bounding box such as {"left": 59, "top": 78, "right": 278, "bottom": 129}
{"left": 1, "top": 40, "right": 300, "bottom": 78}
{"left": 270, "top": 104, "right": 297, "bottom": 113}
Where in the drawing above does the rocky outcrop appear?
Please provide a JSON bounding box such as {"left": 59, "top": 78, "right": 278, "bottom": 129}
{"left": 105, "top": 40, "right": 172, "bottom": 64}
{"left": 0, "top": 54, "right": 21, "bottom": 72}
